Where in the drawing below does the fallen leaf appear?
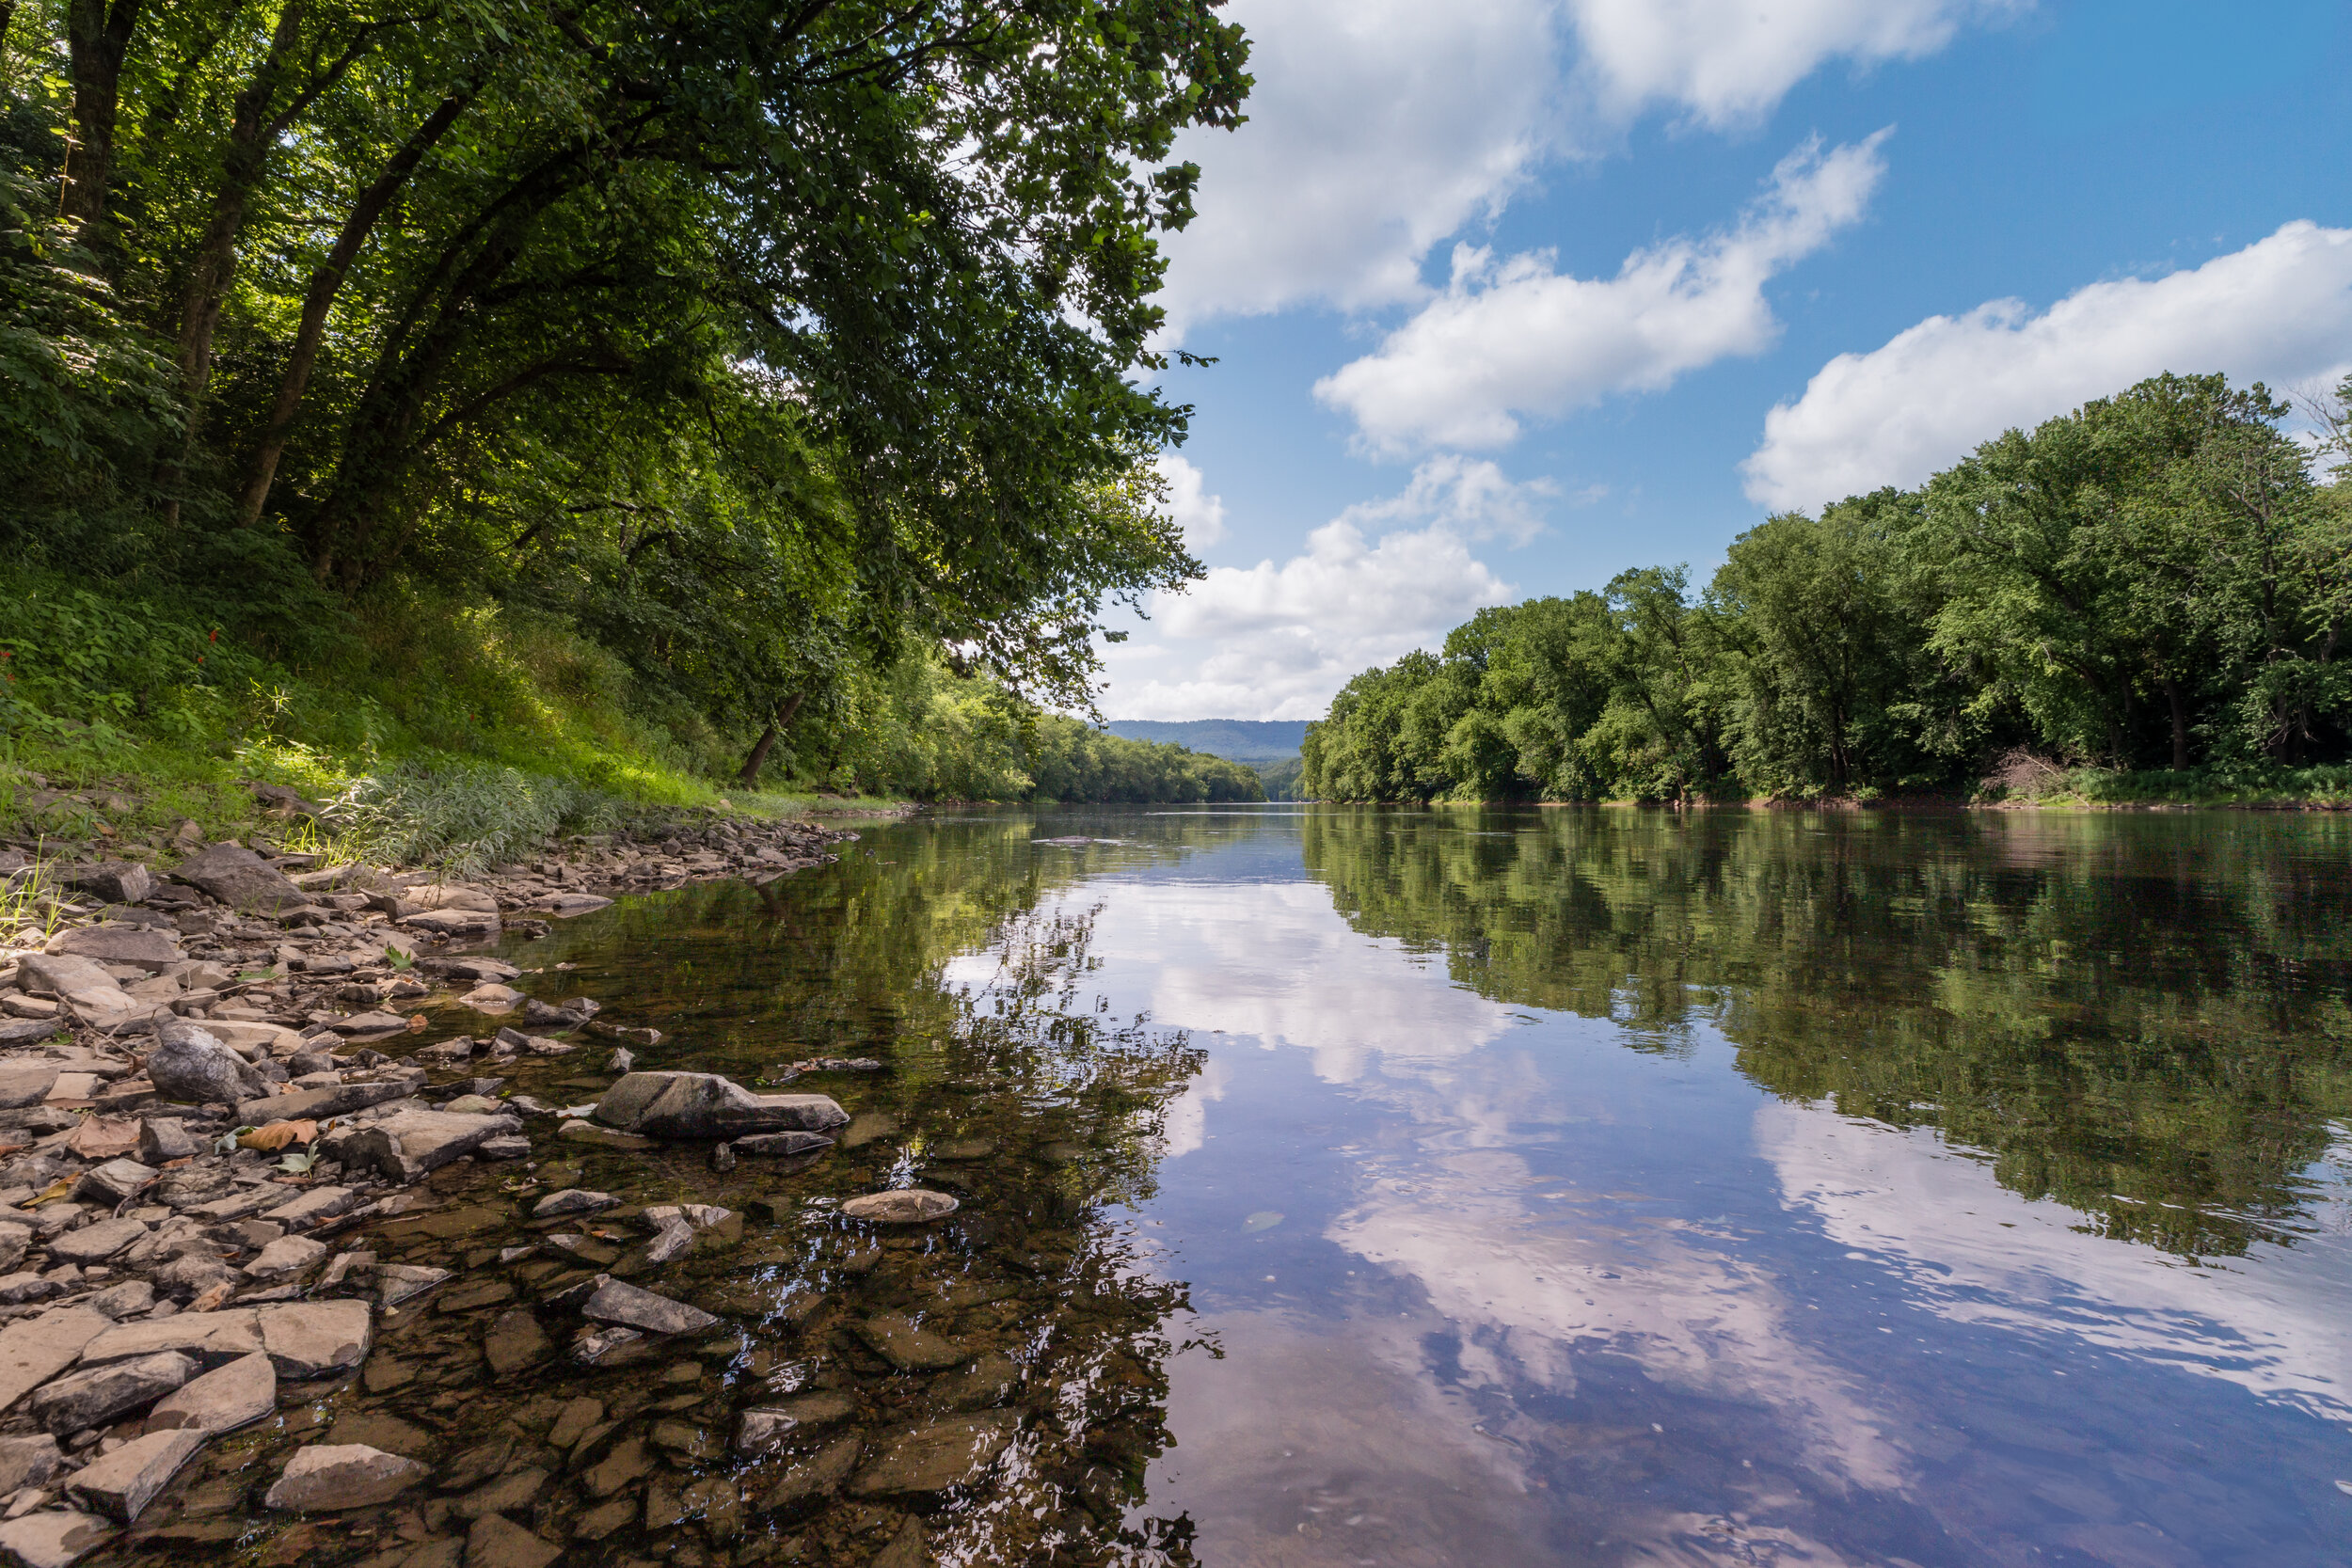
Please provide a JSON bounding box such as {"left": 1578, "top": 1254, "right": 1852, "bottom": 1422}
{"left": 64, "top": 1116, "right": 142, "bottom": 1159}
{"left": 24, "top": 1177, "right": 75, "bottom": 1207}
{"left": 407, "top": 1014, "right": 426, "bottom": 1030}
{"left": 239, "top": 1119, "right": 319, "bottom": 1151}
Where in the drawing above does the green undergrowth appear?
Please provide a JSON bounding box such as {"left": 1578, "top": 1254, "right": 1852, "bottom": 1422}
{"left": 0, "top": 567, "right": 906, "bottom": 866}
{"left": 1981, "top": 761, "right": 2352, "bottom": 809}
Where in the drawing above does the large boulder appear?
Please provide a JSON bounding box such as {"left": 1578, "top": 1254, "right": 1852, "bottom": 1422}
{"left": 592, "top": 1072, "right": 846, "bottom": 1141}
{"left": 145, "top": 1018, "right": 269, "bottom": 1106}
{"left": 171, "top": 844, "right": 309, "bottom": 915}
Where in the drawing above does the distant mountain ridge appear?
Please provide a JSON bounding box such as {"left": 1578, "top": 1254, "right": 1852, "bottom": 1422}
{"left": 1103, "top": 719, "right": 1310, "bottom": 764}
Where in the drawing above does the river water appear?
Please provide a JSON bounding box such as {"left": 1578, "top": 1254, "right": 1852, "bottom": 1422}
{"left": 147, "top": 805, "right": 2352, "bottom": 1567}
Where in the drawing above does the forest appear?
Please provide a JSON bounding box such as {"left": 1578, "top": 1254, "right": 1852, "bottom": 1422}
{"left": 1302, "top": 373, "right": 2352, "bottom": 804}
{"left": 0, "top": 0, "right": 1257, "bottom": 810}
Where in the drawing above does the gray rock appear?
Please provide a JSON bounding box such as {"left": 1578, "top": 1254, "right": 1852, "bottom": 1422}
{"left": 31, "top": 1352, "right": 195, "bottom": 1435}
{"left": 570, "top": 1325, "right": 642, "bottom": 1365}
{"left": 62, "top": 1427, "right": 205, "bottom": 1523}
{"left": 555, "top": 1120, "right": 652, "bottom": 1151}
{"left": 0, "top": 1064, "right": 60, "bottom": 1111}
{"left": 0, "top": 1509, "right": 113, "bottom": 1568}
{"left": 145, "top": 1017, "right": 268, "bottom": 1106}
{"left": 735, "top": 1131, "right": 835, "bottom": 1158}
{"left": 135, "top": 1118, "right": 200, "bottom": 1164}
{"left": 329, "top": 1011, "right": 413, "bottom": 1037}
{"left": 149, "top": 1165, "right": 232, "bottom": 1211}
{"left": 58, "top": 863, "right": 152, "bottom": 907}
{"left": 173, "top": 845, "right": 309, "bottom": 915}
{"left": 476, "top": 1133, "right": 530, "bottom": 1161}
{"left": 261, "top": 1185, "right": 358, "bottom": 1229}
{"left": 233, "top": 1079, "right": 413, "bottom": 1125}
{"left": 376, "top": 1264, "right": 451, "bottom": 1307}
{"left": 0, "top": 1434, "right": 59, "bottom": 1494}
{"left": 580, "top": 1277, "right": 717, "bottom": 1336}
{"left": 642, "top": 1218, "right": 695, "bottom": 1265}
{"left": 530, "top": 1189, "right": 617, "bottom": 1220}
{"left": 77, "top": 1310, "right": 262, "bottom": 1369}
{"left": 84, "top": 1281, "right": 154, "bottom": 1321}
{"left": 603, "top": 1048, "right": 633, "bottom": 1074}
{"left": 855, "top": 1314, "right": 967, "bottom": 1372}
{"left": 0, "top": 1275, "right": 54, "bottom": 1307}
{"left": 256, "top": 1300, "right": 371, "bottom": 1378}
{"left": 0, "top": 1225, "right": 29, "bottom": 1275}
{"left": 43, "top": 925, "right": 179, "bottom": 973}
{"left": 321, "top": 1110, "right": 519, "bottom": 1183}
{"left": 738, "top": 1402, "right": 857, "bottom": 1457}
{"left": 71, "top": 1160, "right": 155, "bottom": 1209}
{"left": 262, "top": 1443, "right": 426, "bottom": 1511}
{"left": 848, "top": 1415, "right": 1018, "bottom": 1498}
{"left": 591, "top": 1071, "right": 847, "bottom": 1141}
{"left": 243, "top": 1235, "right": 326, "bottom": 1282}
{"left": 143, "top": 1351, "right": 274, "bottom": 1435}
{"left": 13, "top": 957, "right": 137, "bottom": 1024}
{"left": 46, "top": 1219, "right": 150, "bottom": 1267}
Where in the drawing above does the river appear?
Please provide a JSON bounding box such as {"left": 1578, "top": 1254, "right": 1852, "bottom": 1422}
{"left": 128, "top": 804, "right": 2352, "bottom": 1567}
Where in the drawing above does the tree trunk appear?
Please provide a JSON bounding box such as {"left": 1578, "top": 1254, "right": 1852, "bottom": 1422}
{"left": 62, "top": 0, "right": 142, "bottom": 232}
{"left": 738, "top": 693, "right": 806, "bottom": 787}
{"left": 0, "top": 7, "right": 19, "bottom": 81}
{"left": 234, "top": 89, "right": 475, "bottom": 528}
{"left": 2160, "top": 676, "right": 2189, "bottom": 771}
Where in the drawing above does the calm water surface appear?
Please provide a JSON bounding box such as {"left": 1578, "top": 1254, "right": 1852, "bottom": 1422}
{"left": 334, "top": 807, "right": 2352, "bottom": 1567}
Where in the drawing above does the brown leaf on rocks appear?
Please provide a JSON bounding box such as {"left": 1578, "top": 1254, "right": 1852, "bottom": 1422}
{"left": 240, "top": 1119, "right": 319, "bottom": 1151}
{"left": 64, "top": 1116, "right": 142, "bottom": 1158}
{"left": 407, "top": 1015, "right": 426, "bottom": 1031}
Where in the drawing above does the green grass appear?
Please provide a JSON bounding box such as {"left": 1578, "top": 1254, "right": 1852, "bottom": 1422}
{"left": 0, "top": 567, "right": 909, "bottom": 867}
{"left": 1984, "top": 761, "right": 2352, "bottom": 809}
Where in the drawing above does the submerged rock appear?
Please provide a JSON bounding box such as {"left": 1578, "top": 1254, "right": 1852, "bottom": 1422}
{"left": 580, "top": 1277, "right": 719, "bottom": 1336}
{"left": 840, "top": 1190, "right": 958, "bottom": 1225}
{"left": 591, "top": 1071, "right": 846, "bottom": 1141}
{"left": 263, "top": 1443, "right": 427, "bottom": 1511}
{"left": 849, "top": 1414, "right": 1018, "bottom": 1499}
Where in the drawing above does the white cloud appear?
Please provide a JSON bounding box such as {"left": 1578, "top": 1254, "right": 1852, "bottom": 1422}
{"left": 1565, "top": 0, "right": 2022, "bottom": 130}
{"left": 1153, "top": 453, "right": 1228, "bottom": 551}
{"left": 1106, "top": 460, "right": 1538, "bottom": 721}
{"left": 1315, "top": 132, "right": 1891, "bottom": 452}
{"left": 1155, "top": 0, "right": 1566, "bottom": 335}
{"left": 1741, "top": 220, "right": 2352, "bottom": 511}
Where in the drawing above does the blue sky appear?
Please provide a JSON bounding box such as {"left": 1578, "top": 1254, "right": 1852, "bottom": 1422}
{"left": 1095, "top": 0, "right": 2352, "bottom": 721}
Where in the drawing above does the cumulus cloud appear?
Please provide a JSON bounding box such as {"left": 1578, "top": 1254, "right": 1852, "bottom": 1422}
{"left": 1315, "top": 132, "right": 1891, "bottom": 452}
{"left": 1153, "top": 453, "right": 1228, "bottom": 551}
{"left": 1154, "top": 0, "right": 1565, "bottom": 335}
{"left": 1157, "top": 1, "right": 2007, "bottom": 337}
{"left": 1565, "top": 0, "right": 2022, "bottom": 130}
{"left": 1741, "top": 221, "right": 2352, "bottom": 511}
{"left": 1104, "top": 460, "right": 1537, "bottom": 720}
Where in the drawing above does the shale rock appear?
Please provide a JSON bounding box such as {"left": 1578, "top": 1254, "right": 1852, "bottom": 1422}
{"left": 174, "top": 844, "right": 309, "bottom": 915}
{"left": 592, "top": 1071, "right": 847, "bottom": 1140}
{"left": 849, "top": 1415, "right": 1018, "bottom": 1499}
{"left": 263, "top": 1443, "right": 426, "bottom": 1512}
{"left": 145, "top": 1018, "right": 268, "bottom": 1105}
{"left": 144, "top": 1352, "right": 275, "bottom": 1435}
{"left": 31, "top": 1351, "right": 194, "bottom": 1434}
{"left": 580, "top": 1278, "right": 718, "bottom": 1336}
{"left": 63, "top": 1427, "right": 205, "bottom": 1523}
{"left": 257, "top": 1301, "right": 372, "bottom": 1378}
{"left": 322, "top": 1109, "right": 519, "bottom": 1183}
{"left": 0, "top": 1509, "right": 113, "bottom": 1568}
{"left": 42, "top": 926, "right": 179, "bottom": 973}
{"left": 0, "top": 1435, "right": 59, "bottom": 1495}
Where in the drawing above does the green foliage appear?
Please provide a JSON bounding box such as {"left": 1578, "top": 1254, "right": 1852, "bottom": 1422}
{"left": 1304, "top": 373, "right": 2352, "bottom": 802}
{"left": 321, "top": 761, "right": 620, "bottom": 878}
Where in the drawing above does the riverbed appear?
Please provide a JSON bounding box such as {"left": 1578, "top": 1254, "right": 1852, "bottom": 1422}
{"left": 109, "top": 804, "right": 2352, "bottom": 1566}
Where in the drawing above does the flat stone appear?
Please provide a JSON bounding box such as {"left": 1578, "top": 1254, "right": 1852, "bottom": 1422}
{"left": 641, "top": 1218, "right": 694, "bottom": 1264}
{"left": 62, "top": 1427, "right": 204, "bottom": 1523}
{"left": 0, "top": 1510, "right": 113, "bottom": 1568}
{"left": 70, "top": 1160, "right": 155, "bottom": 1208}
{"left": 735, "top": 1391, "right": 858, "bottom": 1456}
{"left": 456, "top": 984, "right": 523, "bottom": 1013}
{"left": 580, "top": 1278, "right": 718, "bottom": 1336}
{"left": 839, "top": 1189, "right": 958, "bottom": 1225}
{"left": 872, "top": 1516, "right": 927, "bottom": 1568}
{"left": 455, "top": 1465, "right": 546, "bottom": 1520}
{"left": 0, "top": 1310, "right": 110, "bottom": 1412}
{"left": 174, "top": 845, "right": 309, "bottom": 915}
{"left": 14, "top": 956, "right": 135, "bottom": 1020}
{"left": 262, "top": 1443, "right": 426, "bottom": 1512}
{"left": 397, "top": 910, "right": 500, "bottom": 938}
{"left": 235, "top": 1080, "right": 412, "bottom": 1125}
{"left": 580, "top": 1435, "right": 652, "bottom": 1497}
{"left": 377, "top": 1264, "right": 452, "bottom": 1307}
{"left": 0, "top": 1020, "right": 68, "bottom": 1048}
{"left": 46, "top": 1219, "right": 151, "bottom": 1268}
{"left": 84, "top": 1281, "right": 153, "bottom": 1321}
{"left": 243, "top": 1235, "right": 326, "bottom": 1282}
{"left": 435, "top": 1438, "right": 513, "bottom": 1493}
{"left": 537, "top": 894, "right": 612, "bottom": 918}
{"left": 144, "top": 1351, "right": 274, "bottom": 1435}
{"left": 322, "top": 1110, "right": 520, "bottom": 1183}
{"left": 261, "top": 1185, "right": 359, "bottom": 1229}
{"left": 432, "top": 1278, "right": 514, "bottom": 1314}
{"left": 555, "top": 1120, "right": 652, "bottom": 1150}
{"left": 483, "top": 1310, "right": 550, "bottom": 1375}
{"left": 529, "top": 1189, "right": 617, "bottom": 1220}
{"left": 855, "top": 1314, "right": 966, "bottom": 1371}
{"left": 848, "top": 1415, "right": 1018, "bottom": 1498}
{"left": 571, "top": 1326, "right": 642, "bottom": 1366}
{"left": 0, "top": 1435, "right": 59, "bottom": 1495}
{"left": 60, "top": 863, "right": 153, "bottom": 906}
{"left": 0, "top": 1227, "right": 24, "bottom": 1275}
{"left": 463, "top": 1513, "right": 558, "bottom": 1568}
{"left": 43, "top": 927, "right": 180, "bottom": 974}
{"left": 756, "top": 1434, "right": 862, "bottom": 1514}
{"left": 199, "top": 1020, "right": 305, "bottom": 1056}
{"left": 31, "top": 1352, "right": 193, "bottom": 1434}
{"left": 79, "top": 1311, "right": 262, "bottom": 1369}
{"left": 591, "top": 1072, "right": 848, "bottom": 1141}
{"left": 0, "top": 1064, "right": 59, "bottom": 1111}
{"left": 256, "top": 1300, "right": 371, "bottom": 1378}
{"left": 326, "top": 1410, "right": 432, "bottom": 1457}
{"left": 571, "top": 1494, "right": 635, "bottom": 1540}
{"left": 735, "top": 1131, "right": 834, "bottom": 1157}
{"left": 547, "top": 1396, "right": 603, "bottom": 1449}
